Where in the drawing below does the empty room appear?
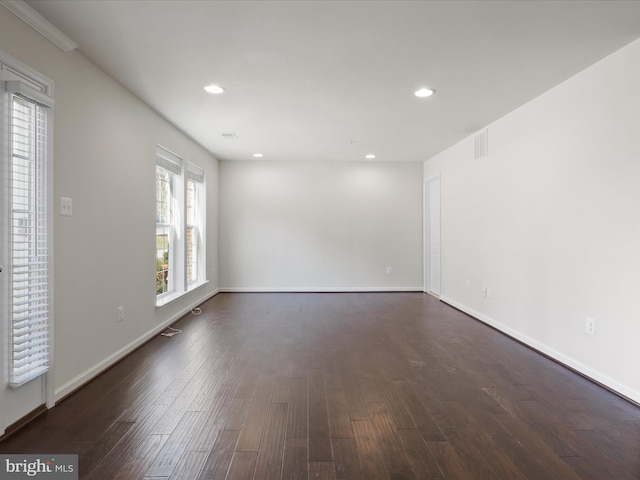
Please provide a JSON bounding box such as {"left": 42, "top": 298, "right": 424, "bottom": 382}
{"left": 0, "top": 1, "right": 639, "bottom": 479}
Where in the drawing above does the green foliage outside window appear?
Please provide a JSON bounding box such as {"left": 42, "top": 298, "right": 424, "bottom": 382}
{"left": 156, "top": 251, "right": 169, "bottom": 295}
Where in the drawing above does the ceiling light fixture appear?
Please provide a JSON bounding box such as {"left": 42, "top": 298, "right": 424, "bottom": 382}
{"left": 365, "top": 154, "right": 376, "bottom": 159}
{"left": 253, "top": 153, "right": 264, "bottom": 158}
{"left": 414, "top": 87, "right": 435, "bottom": 98}
{"left": 204, "top": 84, "right": 224, "bottom": 94}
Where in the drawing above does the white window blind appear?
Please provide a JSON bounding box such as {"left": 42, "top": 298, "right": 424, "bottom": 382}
{"left": 187, "top": 163, "right": 204, "bottom": 183}
{"left": 8, "top": 91, "right": 51, "bottom": 387}
{"left": 156, "top": 145, "right": 182, "bottom": 175}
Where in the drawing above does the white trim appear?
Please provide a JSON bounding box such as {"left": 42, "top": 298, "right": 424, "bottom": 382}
{"left": 423, "top": 178, "right": 428, "bottom": 293}
{"left": 156, "top": 279, "right": 210, "bottom": 308}
{"left": 5, "top": 80, "right": 54, "bottom": 107}
{"left": 54, "top": 289, "right": 219, "bottom": 402}
{"left": 0, "top": 50, "right": 54, "bottom": 96}
{"left": 423, "top": 173, "right": 441, "bottom": 295}
{"left": 45, "top": 84, "right": 55, "bottom": 410}
{"left": 221, "top": 287, "right": 424, "bottom": 293}
{"left": 0, "top": 0, "right": 78, "bottom": 52}
{"left": 156, "top": 144, "right": 182, "bottom": 174}
{"left": 0, "top": 53, "right": 56, "bottom": 415}
{"left": 439, "top": 295, "right": 640, "bottom": 405}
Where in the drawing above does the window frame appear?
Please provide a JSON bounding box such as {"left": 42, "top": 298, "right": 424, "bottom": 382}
{"left": 0, "top": 52, "right": 55, "bottom": 397}
{"left": 155, "top": 164, "right": 178, "bottom": 299}
{"left": 155, "top": 146, "right": 206, "bottom": 307}
{"left": 186, "top": 163, "right": 205, "bottom": 288}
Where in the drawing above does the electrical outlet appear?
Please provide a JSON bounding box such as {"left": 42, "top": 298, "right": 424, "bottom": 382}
{"left": 386, "top": 267, "right": 392, "bottom": 275}
{"left": 466, "top": 280, "right": 470, "bottom": 289}
{"left": 486, "top": 287, "right": 492, "bottom": 298}
{"left": 482, "top": 287, "right": 487, "bottom": 297}
{"left": 585, "top": 317, "right": 595, "bottom": 335}
{"left": 117, "top": 306, "right": 125, "bottom": 323}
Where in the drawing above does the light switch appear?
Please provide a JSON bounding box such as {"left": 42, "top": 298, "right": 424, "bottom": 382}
{"left": 61, "top": 197, "right": 72, "bottom": 216}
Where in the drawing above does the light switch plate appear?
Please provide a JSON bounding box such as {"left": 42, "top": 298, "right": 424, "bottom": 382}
{"left": 61, "top": 197, "right": 72, "bottom": 216}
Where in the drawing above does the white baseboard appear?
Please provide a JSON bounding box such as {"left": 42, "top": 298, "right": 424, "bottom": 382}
{"left": 54, "top": 289, "right": 220, "bottom": 402}
{"left": 220, "top": 286, "right": 424, "bottom": 293}
{"left": 439, "top": 295, "right": 640, "bottom": 405}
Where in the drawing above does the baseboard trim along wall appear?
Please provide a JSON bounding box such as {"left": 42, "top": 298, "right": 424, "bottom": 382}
{"left": 439, "top": 295, "right": 640, "bottom": 406}
{"left": 221, "top": 287, "right": 424, "bottom": 293}
{"left": 54, "top": 289, "right": 220, "bottom": 402}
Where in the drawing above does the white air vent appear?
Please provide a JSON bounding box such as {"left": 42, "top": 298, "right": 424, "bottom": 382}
{"left": 221, "top": 133, "right": 238, "bottom": 139}
{"left": 474, "top": 129, "right": 488, "bottom": 160}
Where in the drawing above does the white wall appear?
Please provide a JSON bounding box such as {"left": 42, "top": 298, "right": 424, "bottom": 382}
{"left": 0, "top": 8, "right": 219, "bottom": 401}
{"left": 425, "top": 39, "right": 640, "bottom": 402}
{"left": 220, "top": 160, "right": 423, "bottom": 291}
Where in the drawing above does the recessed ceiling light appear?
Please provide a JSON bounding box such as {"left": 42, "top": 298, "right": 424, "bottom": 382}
{"left": 204, "top": 84, "right": 224, "bottom": 94}
{"left": 414, "top": 87, "right": 435, "bottom": 98}
{"left": 253, "top": 153, "right": 264, "bottom": 158}
{"left": 365, "top": 154, "right": 376, "bottom": 159}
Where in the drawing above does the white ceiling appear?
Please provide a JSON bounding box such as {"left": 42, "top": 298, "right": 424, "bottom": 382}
{"left": 26, "top": 0, "right": 640, "bottom": 162}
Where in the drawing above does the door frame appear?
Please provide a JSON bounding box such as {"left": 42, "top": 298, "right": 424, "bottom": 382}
{"left": 423, "top": 174, "right": 441, "bottom": 297}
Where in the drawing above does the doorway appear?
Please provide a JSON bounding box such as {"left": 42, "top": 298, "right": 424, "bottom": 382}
{"left": 424, "top": 175, "right": 441, "bottom": 297}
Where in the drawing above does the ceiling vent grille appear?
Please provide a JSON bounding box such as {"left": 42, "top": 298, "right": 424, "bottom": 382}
{"left": 474, "top": 129, "right": 488, "bottom": 160}
{"left": 221, "top": 133, "right": 238, "bottom": 139}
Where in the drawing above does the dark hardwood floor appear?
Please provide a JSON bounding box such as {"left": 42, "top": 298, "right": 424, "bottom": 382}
{"left": 2, "top": 292, "right": 639, "bottom": 479}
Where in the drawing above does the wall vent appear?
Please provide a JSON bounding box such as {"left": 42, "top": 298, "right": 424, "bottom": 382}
{"left": 474, "top": 129, "right": 488, "bottom": 160}
{"left": 221, "top": 133, "right": 238, "bottom": 139}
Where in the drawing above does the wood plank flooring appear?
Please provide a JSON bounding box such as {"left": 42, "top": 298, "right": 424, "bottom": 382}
{"left": 2, "top": 292, "right": 640, "bottom": 479}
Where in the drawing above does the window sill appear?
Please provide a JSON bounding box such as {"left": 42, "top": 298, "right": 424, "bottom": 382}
{"left": 155, "top": 279, "right": 209, "bottom": 308}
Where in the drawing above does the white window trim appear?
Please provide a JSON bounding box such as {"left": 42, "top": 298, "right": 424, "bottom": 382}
{"left": 155, "top": 146, "right": 207, "bottom": 307}
{"left": 155, "top": 146, "right": 183, "bottom": 304}
{"left": 186, "top": 162, "right": 206, "bottom": 290}
{"left": 0, "top": 50, "right": 55, "bottom": 407}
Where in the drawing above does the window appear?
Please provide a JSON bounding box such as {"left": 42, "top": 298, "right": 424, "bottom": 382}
{"left": 155, "top": 162, "right": 176, "bottom": 296}
{"left": 155, "top": 146, "right": 206, "bottom": 306}
{"left": 3, "top": 73, "right": 54, "bottom": 387}
{"left": 186, "top": 163, "right": 205, "bottom": 286}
